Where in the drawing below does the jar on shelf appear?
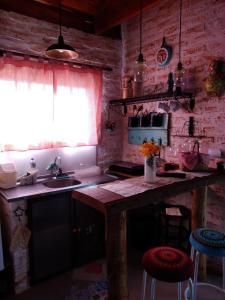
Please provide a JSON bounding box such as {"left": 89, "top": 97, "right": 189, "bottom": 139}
{"left": 122, "top": 74, "right": 133, "bottom": 98}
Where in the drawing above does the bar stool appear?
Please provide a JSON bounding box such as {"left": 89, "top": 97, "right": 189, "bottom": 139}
{"left": 141, "top": 246, "right": 194, "bottom": 300}
{"left": 189, "top": 228, "right": 225, "bottom": 299}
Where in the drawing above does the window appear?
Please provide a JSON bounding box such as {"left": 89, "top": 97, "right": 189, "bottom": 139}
{"left": 0, "top": 57, "right": 102, "bottom": 151}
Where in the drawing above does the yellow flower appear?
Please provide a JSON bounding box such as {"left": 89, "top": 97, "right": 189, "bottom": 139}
{"left": 140, "top": 141, "right": 160, "bottom": 157}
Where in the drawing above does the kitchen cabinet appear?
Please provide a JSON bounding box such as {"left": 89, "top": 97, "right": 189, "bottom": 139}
{"left": 72, "top": 200, "right": 105, "bottom": 267}
{"left": 28, "top": 192, "right": 73, "bottom": 283}
{"left": 28, "top": 192, "right": 105, "bottom": 283}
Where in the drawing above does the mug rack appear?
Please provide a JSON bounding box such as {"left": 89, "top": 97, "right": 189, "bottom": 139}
{"left": 128, "top": 113, "right": 169, "bottom": 146}
{"left": 109, "top": 91, "right": 195, "bottom": 113}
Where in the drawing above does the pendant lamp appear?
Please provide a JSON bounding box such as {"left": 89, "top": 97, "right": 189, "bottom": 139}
{"left": 174, "top": 0, "right": 185, "bottom": 95}
{"left": 46, "top": 1, "right": 78, "bottom": 60}
{"left": 133, "top": 0, "right": 147, "bottom": 97}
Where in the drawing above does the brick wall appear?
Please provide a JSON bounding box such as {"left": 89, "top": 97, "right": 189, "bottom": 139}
{"left": 0, "top": 9, "right": 123, "bottom": 293}
{"left": 122, "top": 0, "right": 225, "bottom": 163}
{"left": 0, "top": 0, "right": 225, "bottom": 289}
{"left": 121, "top": 0, "right": 225, "bottom": 232}
{"left": 0, "top": 9, "right": 123, "bottom": 169}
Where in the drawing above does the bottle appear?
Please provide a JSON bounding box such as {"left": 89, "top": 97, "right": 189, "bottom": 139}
{"left": 133, "top": 53, "right": 147, "bottom": 97}
{"left": 30, "top": 158, "right": 36, "bottom": 169}
{"left": 28, "top": 158, "right": 38, "bottom": 184}
{"left": 167, "top": 72, "right": 174, "bottom": 94}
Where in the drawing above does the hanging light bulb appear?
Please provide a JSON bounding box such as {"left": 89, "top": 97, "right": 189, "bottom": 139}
{"left": 174, "top": 0, "right": 185, "bottom": 96}
{"left": 133, "top": 0, "right": 147, "bottom": 97}
{"left": 46, "top": 1, "right": 78, "bottom": 60}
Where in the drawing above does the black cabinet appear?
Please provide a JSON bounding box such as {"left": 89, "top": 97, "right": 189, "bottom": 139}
{"left": 28, "top": 192, "right": 73, "bottom": 283}
{"left": 28, "top": 193, "right": 105, "bottom": 283}
{"left": 72, "top": 200, "right": 105, "bottom": 267}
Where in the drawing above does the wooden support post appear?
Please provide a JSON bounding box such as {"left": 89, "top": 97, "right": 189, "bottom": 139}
{"left": 106, "top": 210, "right": 128, "bottom": 300}
{"left": 192, "top": 186, "right": 208, "bottom": 280}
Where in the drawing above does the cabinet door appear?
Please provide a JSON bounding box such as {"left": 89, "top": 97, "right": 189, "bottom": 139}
{"left": 72, "top": 200, "right": 105, "bottom": 267}
{"left": 28, "top": 193, "right": 73, "bottom": 282}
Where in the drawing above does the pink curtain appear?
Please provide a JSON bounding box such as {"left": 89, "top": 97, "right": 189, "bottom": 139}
{"left": 0, "top": 56, "right": 102, "bottom": 151}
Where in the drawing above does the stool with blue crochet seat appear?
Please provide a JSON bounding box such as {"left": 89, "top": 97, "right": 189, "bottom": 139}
{"left": 141, "top": 246, "right": 194, "bottom": 300}
{"left": 188, "top": 228, "right": 225, "bottom": 299}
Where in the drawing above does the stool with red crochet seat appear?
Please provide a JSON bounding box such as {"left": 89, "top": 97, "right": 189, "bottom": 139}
{"left": 141, "top": 246, "right": 194, "bottom": 300}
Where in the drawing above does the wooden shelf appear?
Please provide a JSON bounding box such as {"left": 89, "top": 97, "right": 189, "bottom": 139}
{"left": 109, "top": 91, "right": 195, "bottom": 112}
{"left": 171, "top": 135, "right": 214, "bottom": 141}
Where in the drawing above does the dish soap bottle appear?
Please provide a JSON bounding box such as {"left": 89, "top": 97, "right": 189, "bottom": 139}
{"left": 28, "top": 158, "right": 38, "bottom": 184}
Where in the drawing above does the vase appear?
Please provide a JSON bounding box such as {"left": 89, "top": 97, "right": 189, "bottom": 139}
{"left": 144, "top": 156, "right": 157, "bottom": 183}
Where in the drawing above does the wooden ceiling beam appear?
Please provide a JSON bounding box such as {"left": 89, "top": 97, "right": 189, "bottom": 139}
{"left": 95, "top": 0, "right": 159, "bottom": 34}
{"left": 34, "top": 0, "right": 101, "bottom": 16}
{"left": 0, "top": 0, "right": 95, "bottom": 34}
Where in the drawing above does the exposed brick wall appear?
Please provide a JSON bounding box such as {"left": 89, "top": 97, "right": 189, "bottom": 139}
{"left": 0, "top": 10, "right": 123, "bottom": 293}
{"left": 121, "top": 0, "right": 225, "bottom": 250}
{"left": 0, "top": 0, "right": 225, "bottom": 290}
{"left": 0, "top": 9, "right": 123, "bottom": 170}
{"left": 122, "top": 0, "right": 225, "bottom": 163}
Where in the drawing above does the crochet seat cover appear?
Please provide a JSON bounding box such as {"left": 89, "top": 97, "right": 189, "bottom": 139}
{"left": 190, "top": 228, "right": 225, "bottom": 257}
{"left": 142, "top": 246, "right": 193, "bottom": 282}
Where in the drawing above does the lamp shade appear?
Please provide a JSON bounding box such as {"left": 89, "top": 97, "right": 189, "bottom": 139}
{"left": 46, "top": 35, "right": 78, "bottom": 60}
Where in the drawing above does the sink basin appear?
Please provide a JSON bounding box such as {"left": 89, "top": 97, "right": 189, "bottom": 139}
{"left": 43, "top": 178, "right": 81, "bottom": 188}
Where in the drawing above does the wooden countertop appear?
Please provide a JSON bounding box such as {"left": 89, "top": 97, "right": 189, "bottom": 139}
{"left": 0, "top": 174, "right": 117, "bottom": 202}
{"left": 72, "top": 170, "right": 225, "bottom": 300}
{"left": 72, "top": 171, "right": 225, "bottom": 214}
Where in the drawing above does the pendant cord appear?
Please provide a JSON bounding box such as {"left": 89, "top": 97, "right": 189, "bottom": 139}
{"left": 178, "top": 0, "right": 182, "bottom": 63}
{"left": 59, "top": 0, "right": 62, "bottom": 36}
{"left": 139, "top": 0, "right": 143, "bottom": 55}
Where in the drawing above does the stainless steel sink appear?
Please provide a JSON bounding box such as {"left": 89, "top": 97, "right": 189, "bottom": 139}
{"left": 43, "top": 178, "right": 81, "bottom": 188}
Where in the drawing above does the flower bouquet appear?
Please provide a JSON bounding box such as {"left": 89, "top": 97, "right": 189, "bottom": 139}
{"left": 140, "top": 141, "right": 160, "bottom": 183}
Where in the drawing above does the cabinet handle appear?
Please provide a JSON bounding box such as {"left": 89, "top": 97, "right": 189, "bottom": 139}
{"left": 72, "top": 228, "right": 81, "bottom": 234}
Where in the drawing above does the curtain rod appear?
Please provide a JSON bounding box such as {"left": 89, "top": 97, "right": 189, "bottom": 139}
{"left": 0, "top": 49, "right": 113, "bottom": 72}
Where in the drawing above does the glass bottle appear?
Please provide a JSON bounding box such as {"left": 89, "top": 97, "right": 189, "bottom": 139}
{"left": 133, "top": 53, "right": 147, "bottom": 97}
{"left": 174, "top": 62, "right": 185, "bottom": 96}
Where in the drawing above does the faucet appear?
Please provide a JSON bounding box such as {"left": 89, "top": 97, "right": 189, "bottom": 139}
{"left": 46, "top": 156, "right": 62, "bottom": 177}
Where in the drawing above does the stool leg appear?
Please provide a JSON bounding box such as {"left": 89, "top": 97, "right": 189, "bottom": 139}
{"left": 184, "top": 278, "right": 194, "bottom": 300}
{"left": 193, "top": 250, "right": 200, "bottom": 299}
{"left": 223, "top": 257, "right": 225, "bottom": 291}
{"left": 191, "top": 246, "right": 195, "bottom": 260}
{"left": 178, "top": 282, "right": 182, "bottom": 300}
{"left": 141, "top": 271, "right": 147, "bottom": 300}
{"left": 150, "top": 278, "right": 156, "bottom": 300}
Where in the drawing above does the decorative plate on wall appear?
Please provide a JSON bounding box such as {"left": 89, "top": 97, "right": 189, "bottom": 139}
{"left": 156, "top": 37, "right": 173, "bottom": 67}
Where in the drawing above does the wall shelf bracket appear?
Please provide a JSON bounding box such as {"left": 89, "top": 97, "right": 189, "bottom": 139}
{"left": 109, "top": 92, "right": 195, "bottom": 113}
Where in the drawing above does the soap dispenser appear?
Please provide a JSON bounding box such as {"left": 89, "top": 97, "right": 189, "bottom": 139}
{"left": 28, "top": 158, "right": 38, "bottom": 183}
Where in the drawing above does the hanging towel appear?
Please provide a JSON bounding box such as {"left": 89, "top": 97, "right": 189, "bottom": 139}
{"left": 10, "top": 225, "right": 31, "bottom": 252}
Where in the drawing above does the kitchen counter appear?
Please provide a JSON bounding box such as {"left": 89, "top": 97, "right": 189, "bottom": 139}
{"left": 0, "top": 174, "right": 117, "bottom": 202}
{"left": 72, "top": 170, "right": 225, "bottom": 300}
{"left": 0, "top": 172, "right": 118, "bottom": 294}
